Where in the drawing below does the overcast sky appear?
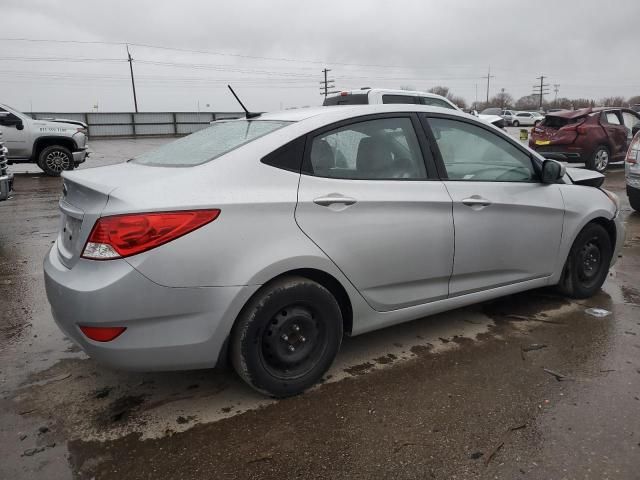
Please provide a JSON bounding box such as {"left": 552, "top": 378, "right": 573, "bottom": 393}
{"left": 1, "top": 0, "right": 639, "bottom": 113}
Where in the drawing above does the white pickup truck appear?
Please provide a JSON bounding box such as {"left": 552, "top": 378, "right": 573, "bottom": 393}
{"left": 0, "top": 103, "right": 89, "bottom": 176}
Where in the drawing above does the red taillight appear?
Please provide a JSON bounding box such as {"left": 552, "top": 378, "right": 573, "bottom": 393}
{"left": 627, "top": 132, "right": 640, "bottom": 164}
{"left": 79, "top": 325, "right": 126, "bottom": 342}
{"left": 340, "top": 91, "right": 348, "bottom": 96}
{"left": 82, "top": 209, "right": 220, "bottom": 260}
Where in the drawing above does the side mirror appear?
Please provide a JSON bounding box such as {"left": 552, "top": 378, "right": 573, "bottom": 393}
{"left": 541, "top": 159, "right": 566, "bottom": 184}
{"left": 16, "top": 121, "right": 24, "bottom": 131}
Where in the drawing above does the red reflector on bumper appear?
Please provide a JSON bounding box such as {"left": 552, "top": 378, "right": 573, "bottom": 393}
{"left": 79, "top": 326, "right": 127, "bottom": 342}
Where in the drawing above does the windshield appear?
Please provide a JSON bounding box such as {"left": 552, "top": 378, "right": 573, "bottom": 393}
{"left": 481, "top": 108, "right": 502, "bottom": 115}
{"left": 0, "top": 104, "right": 30, "bottom": 119}
{"left": 131, "top": 120, "right": 291, "bottom": 167}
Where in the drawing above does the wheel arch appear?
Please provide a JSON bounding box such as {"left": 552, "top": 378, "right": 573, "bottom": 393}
{"left": 32, "top": 137, "right": 78, "bottom": 161}
{"left": 218, "top": 267, "right": 354, "bottom": 368}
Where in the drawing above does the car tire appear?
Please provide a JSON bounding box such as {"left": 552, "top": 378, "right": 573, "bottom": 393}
{"left": 629, "top": 186, "right": 640, "bottom": 212}
{"left": 513, "top": 120, "right": 520, "bottom": 127}
{"left": 557, "top": 223, "right": 612, "bottom": 299}
{"left": 586, "top": 145, "right": 610, "bottom": 173}
{"left": 230, "top": 276, "right": 343, "bottom": 397}
{"left": 37, "top": 145, "right": 74, "bottom": 177}
{"left": 534, "top": 120, "right": 540, "bottom": 126}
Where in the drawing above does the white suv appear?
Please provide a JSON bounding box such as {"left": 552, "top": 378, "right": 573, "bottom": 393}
{"left": 323, "top": 89, "right": 506, "bottom": 129}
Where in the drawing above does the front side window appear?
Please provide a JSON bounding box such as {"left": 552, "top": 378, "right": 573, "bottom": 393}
{"left": 428, "top": 117, "right": 536, "bottom": 182}
{"left": 131, "top": 120, "right": 291, "bottom": 167}
{"left": 382, "top": 95, "right": 418, "bottom": 105}
{"left": 308, "top": 117, "right": 427, "bottom": 179}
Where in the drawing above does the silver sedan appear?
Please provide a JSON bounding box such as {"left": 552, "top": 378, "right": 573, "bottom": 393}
{"left": 44, "top": 105, "right": 624, "bottom": 397}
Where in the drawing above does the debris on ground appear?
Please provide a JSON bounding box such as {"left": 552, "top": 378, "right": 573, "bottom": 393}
{"left": 585, "top": 308, "right": 612, "bottom": 318}
{"left": 522, "top": 344, "right": 548, "bottom": 352}
{"left": 94, "top": 386, "right": 113, "bottom": 399}
{"left": 21, "top": 447, "right": 45, "bottom": 457}
{"left": 543, "top": 368, "right": 571, "bottom": 381}
{"left": 470, "top": 451, "right": 484, "bottom": 459}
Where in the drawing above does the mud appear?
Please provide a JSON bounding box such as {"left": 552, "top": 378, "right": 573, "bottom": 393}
{"left": 1, "top": 139, "right": 639, "bottom": 479}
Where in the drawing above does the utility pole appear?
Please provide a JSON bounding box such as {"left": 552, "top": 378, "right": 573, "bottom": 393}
{"left": 532, "top": 75, "right": 550, "bottom": 110}
{"left": 319, "top": 68, "right": 336, "bottom": 98}
{"left": 126, "top": 44, "right": 139, "bottom": 113}
{"left": 484, "top": 66, "right": 495, "bottom": 104}
{"left": 553, "top": 84, "right": 560, "bottom": 105}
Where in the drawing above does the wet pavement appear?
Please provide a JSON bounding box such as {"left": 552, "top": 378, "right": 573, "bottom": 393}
{"left": 1, "top": 137, "right": 639, "bottom": 479}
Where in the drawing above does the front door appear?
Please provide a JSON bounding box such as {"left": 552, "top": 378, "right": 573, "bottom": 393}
{"left": 0, "top": 107, "right": 29, "bottom": 158}
{"left": 601, "top": 111, "right": 628, "bottom": 160}
{"left": 423, "top": 115, "right": 565, "bottom": 296}
{"left": 295, "top": 114, "right": 454, "bottom": 312}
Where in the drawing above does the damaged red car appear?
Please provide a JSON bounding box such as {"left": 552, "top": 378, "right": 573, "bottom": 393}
{"left": 529, "top": 107, "right": 640, "bottom": 172}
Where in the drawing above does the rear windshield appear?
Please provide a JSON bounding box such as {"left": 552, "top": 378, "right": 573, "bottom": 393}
{"left": 323, "top": 93, "right": 369, "bottom": 106}
{"left": 131, "top": 120, "right": 291, "bottom": 167}
{"left": 481, "top": 108, "right": 502, "bottom": 115}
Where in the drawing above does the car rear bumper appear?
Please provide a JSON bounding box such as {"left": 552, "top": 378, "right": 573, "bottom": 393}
{"left": 43, "top": 244, "right": 259, "bottom": 371}
{"left": 0, "top": 173, "right": 13, "bottom": 201}
{"left": 530, "top": 145, "right": 583, "bottom": 162}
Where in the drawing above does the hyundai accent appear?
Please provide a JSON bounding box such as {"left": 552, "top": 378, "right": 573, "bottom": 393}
{"left": 44, "top": 105, "right": 624, "bottom": 397}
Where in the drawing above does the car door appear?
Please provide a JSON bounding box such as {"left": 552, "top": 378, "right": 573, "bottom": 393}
{"left": 515, "top": 112, "right": 530, "bottom": 126}
{"left": 622, "top": 110, "right": 640, "bottom": 150}
{"left": 421, "top": 114, "right": 565, "bottom": 296}
{"left": 295, "top": 114, "right": 455, "bottom": 312}
{"left": 0, "top": 107, "right": 29, "bottom": 157}
{"left": 601, "top": 111, "right": 628, "bottom": 160}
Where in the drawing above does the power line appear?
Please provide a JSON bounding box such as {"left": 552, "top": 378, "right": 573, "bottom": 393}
{"left": 484, "top": 66, "right": 495, "bottom": 103}
{"left": 126, "top": 44, "right": 138, "bottom": 113}
{"left": 532, "top": 75, "right": 550, "bottom": 109}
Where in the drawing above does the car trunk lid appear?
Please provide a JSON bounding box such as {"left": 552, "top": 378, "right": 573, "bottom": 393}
{"left": 56, "top": 163, "right": 183, "bottom": 268}
{"left": 532, "top": 110, "right": 591, "bottom": 145}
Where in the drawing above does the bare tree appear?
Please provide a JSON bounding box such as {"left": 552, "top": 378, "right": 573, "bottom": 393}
{"left": 515, "top": 95, "right": 539, "bottom": 110}
{"left": 428, "top": 86, "right": 450, "bottom": 98}
{"left": 599, "top": 96, "right": 625, "bottom": 106}
{"left": 490, "top": 91, "right": 514, "bottom": 109}
{"left": 399, "top": 85, "right": 416, "bottom": 91}
{"left": 629, "top": 95, "right": 640, "bottom": 105}
{"left": 448, "top": 95, "right": 468, "bottom": 110}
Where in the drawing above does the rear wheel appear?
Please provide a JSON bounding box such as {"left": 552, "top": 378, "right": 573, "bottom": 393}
{"left": 587, "top": 145, "right": 609, "bottom": 173}
{"left": 230, "top": 276, "right": 343, "bottom": 397}
{"left": 513, "top": 120, "right": 520, "bottom": 127}
{"left": 37, "top": 145, "right": 74, "bottom": 177}
{"left": 629, "top": 186, "right": 640, "bottom": 212}
{"left": 557, "top": 223, "right": 612, "bottom": 299}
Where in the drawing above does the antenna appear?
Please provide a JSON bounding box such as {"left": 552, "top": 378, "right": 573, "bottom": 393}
{"left": 227, "top": 85, "right": 261, "bottom": 119}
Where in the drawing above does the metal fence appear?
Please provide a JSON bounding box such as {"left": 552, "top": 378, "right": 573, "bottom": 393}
{"left": 30, "top": 112, "right": 244, "bottom": 138}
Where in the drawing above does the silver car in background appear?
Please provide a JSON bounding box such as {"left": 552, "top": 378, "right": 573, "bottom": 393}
{"left": 44, "top": 105, "right": 623, "bottom": 397}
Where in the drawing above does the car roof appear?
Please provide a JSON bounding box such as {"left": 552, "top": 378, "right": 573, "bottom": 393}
{"left": 257, "top": 104, "right": 474, "bottom": 123}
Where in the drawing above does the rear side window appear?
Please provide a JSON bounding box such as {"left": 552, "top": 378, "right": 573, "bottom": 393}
{"left": 604, "top": 112, "right": 621, "bottom": 125}
{"left": 382, "top": 95, "right": 419, "bottom": 104}
{"left": 420, "top": 97, "right": 455, "bottom": 109}
{"left": 131, "top": 120, "right": 291, "bottom": 167}
{"left": 307, "top": 117, "right": 427, "bottom": 180}
{"left": 323, "top": 94, "right": 369, "bottom": 106}
{"left": 622, "top": 112, "right": 640, "bottom": 132}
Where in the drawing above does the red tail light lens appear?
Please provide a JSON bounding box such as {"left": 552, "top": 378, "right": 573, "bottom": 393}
{"left": 79, "top": 325, "right": 126, "bottom": 342}
{"left": 82, "top": 209, "right": 220, "bottom": 260}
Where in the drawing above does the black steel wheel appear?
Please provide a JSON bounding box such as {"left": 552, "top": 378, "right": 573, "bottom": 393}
{"left": 557, "top": 223, "right": 612, "bottom": 299}
{"left": 231, "top": 276, "right": 343, "bottom": 397}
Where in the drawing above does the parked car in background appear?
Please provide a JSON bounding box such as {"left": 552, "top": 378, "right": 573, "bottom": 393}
{"left": 501, "top": 109, "right": 516, "bottom": 126}
{"left": 631, "top": 104, "right": 640, "bottom": 113}
{"left": 626, "top": 131, "right": 640, "bottom": 211}
{"left": 0, "top": 129, "right": 13, "bottom": 201}
{"left": 512, "top": 111, "right": 545, "bottom": 127}
{"left": 324, "top": 89, "right": 506, "bottom": 128}
{"left": 45, "top": 104, "right": 623, "bottom": 397}
{"left": 0, "top": 103, "right": 89, "bottom": 176}
{"left": 529, "top": 107, "right": 640, "bottom": 172}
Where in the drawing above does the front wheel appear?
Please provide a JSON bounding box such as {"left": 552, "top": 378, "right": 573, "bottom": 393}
{"left": 587, "top": 145, "right": 609, "bottom": 173}
{"left": 37, "top": 145, "right": 74, "bottom": 177}
{"left": 230, "top": 276, "right": 343, "bottom": 397}
{"left": 557, "top": 223, "right": 612, "bottom": 299}
{"left": 512, "top": 120, "right": 520, "bottom": 127}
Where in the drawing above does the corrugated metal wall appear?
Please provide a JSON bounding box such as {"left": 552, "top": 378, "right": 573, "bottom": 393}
{"left": 31, "top": 112, "right": 244, "bottom": 138}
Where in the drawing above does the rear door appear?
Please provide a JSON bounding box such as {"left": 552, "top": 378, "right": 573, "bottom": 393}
{"left": 601, "top": 110, "right": 628, "bottom": 159}
{"left": 421, "top": 114, "right": 565, "bottom": 296}
{"left": 295, "top": 114, "right": 454, "bottom": 311}
{"left": 622, "top": 110, "right": 640, "bottom": 150}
